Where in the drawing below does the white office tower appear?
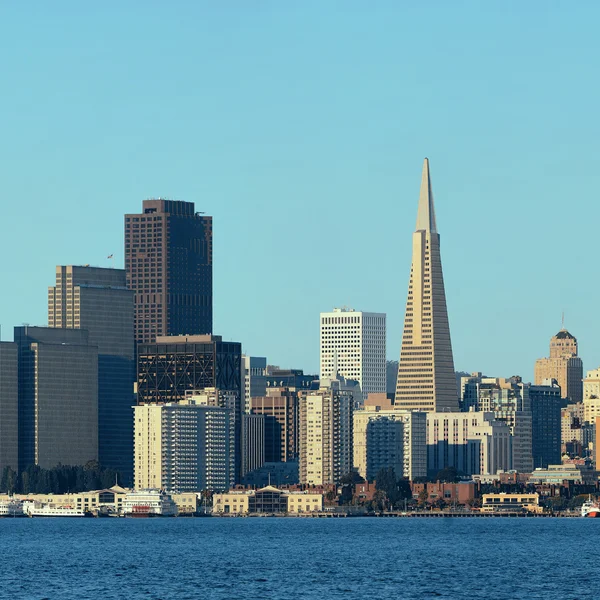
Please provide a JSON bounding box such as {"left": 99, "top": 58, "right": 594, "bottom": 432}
{"left": 320, "top": 307, "right": 386, "bottom": 402}
{"left": 241, "top": 355, "right": 267, "bottom": 414}
{"left": 134, "top": 398, "right": 235, "bottom": 493}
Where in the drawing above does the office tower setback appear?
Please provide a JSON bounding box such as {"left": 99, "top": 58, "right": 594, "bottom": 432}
{"left": 250, "top": 388, "right": 300, "bottom": 462}
{"left": 534, "top": 329, "right": 583, "bottom": 403}
{"left": 0, "top": 343, "right": 18, "bottom": 473}
{"left": 134, "top": 398, "right": 234, "bottom": 492}
{"left": 242, "top": 355, "right": 267, "bottom": 414}
{"left": 48, "top": 265, "right": 134, "bottom": 482}
{"left": 15, "top": 327, "right": 98, "bottom": 471}
{"left": 529, "top": 381, "right": 562, "bottom": 468}
{"left": 125, "top": 199, "right": 212, "bottom": 344}
{"left": 241, "top": 414, "right": 265, "bottom": 476}
{"left": 299, "top": 378, "right": 354, "bottom": 485}
{"left": 320, "top": 308, "right": 386, "bottom": 402}
{"left": 426, "top": 411, "right": 513, "bottom": 476}
{"left": 395, "top": 159, "right": 459, "bottom": 412}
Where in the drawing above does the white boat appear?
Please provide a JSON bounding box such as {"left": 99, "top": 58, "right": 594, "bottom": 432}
{"left": 25, "top": 502, "right": 87, "bottom": 517}
{"left": 122, "top": 489, "right": 178, "bottom": 517}
{"left": 0, "top": 500, "right": 25, "bottom": 517}
{"left": 581, "top": 496, "right": 600, "bottom": 518}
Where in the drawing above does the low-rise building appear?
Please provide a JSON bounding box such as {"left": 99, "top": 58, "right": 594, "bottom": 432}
{"left": 481, "top": 492, "right": 541, "bottom": 513}
{"left": 212, "top": 485, "right": 323, "bottom": 514}
{"left": 528, "top": 463, "right": 597, "bottom": 485}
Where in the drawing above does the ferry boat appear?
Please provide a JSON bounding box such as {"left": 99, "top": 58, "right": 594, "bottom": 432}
{"left": 0, "top": 500, "right": 25, "bottom": 518}
{"left": 24, "top": 502, "right": 87, "bottom": 517}
{"left": 581, "top": 496, "right": 600, "bottom": 518}
{"left": 122, "top": 489, "right": 178, "bottom": 517}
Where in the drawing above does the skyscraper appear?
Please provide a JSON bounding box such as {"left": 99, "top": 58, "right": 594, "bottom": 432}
{"left": 15, "top": 326, "right": 98, "bottom": 471}
{"left": 395, "top": 159, "right": 459, "bottom": 412}
{"left": 320, "top": 308, "right": 386, "bottom": 402}
{"left": 0, "top": 342, "right": 18, "bottom": 473}
{"left": 125, "top": 199, "right": 212, "bottom": 344}
{"left": 534, "top": 329, "right": 583, "bottom": 403}
{"left": 48, "top": 265, "right": 134, "bottom": 482}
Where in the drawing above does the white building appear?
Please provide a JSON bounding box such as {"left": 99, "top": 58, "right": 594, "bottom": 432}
{"left": 583, "top": 367, "right": 600, "bottom": 424}
{"left": 353, "top": 395, "right": 427, "bottom": 480}
{"left": 426, "top": 411, "right": 513, "bottom": 476}
{"left": 320, "top": 307, "right": 386, "bottom": 402}
{"left": 134, "top": 396, "right": 235, "bottom": 493}
{"left": 299, "top": 378, "right": 354, "bottom": 485}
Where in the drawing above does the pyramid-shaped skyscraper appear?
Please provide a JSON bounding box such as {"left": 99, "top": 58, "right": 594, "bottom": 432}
{"left": 395, "top": 158, "right": 459, "bottom": 412}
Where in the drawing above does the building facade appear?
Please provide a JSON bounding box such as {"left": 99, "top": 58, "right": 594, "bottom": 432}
{"left": 319, "top": 308, "right": 386, "bottom": 402}
{"left": 353, "top": 408, "right": 403, "bottom": 481}
{"left": 250, "top": 387, "right": 299, "bottom": 463}
{"left": 529, "top": 381, "right": 562, "bottom": 469}
{"left": 125, "top": 199, "right": 212, "bottom": 344}
{"left": 0, "top": 342, "right": 18, "bottom": 473}
{"left": 241, "top": 414, "right": 265, "bottom": 476}
{"left": 583, "top": 367, "right": 600, "bottom": 424}
{"left": 298, "top": 379, "right": 354, "bottom": 485}
{"left": 426, "top": 411, "right": 513, "bottom": 476}
{"left": 395, "top": 159, "right": 459, "bottom": 412}
{"left": 534, "top": 329, "right": 583, "bottom": 403}
{"left": 48, "top": 265, "right": 135, "bottom": 482}
{"left": 15, "top": 327, "right": 98, "bottom": 471}
{"left": 134, "top": 398, "right": 234, "bottom": 493}
{"left": 241, "top": 355, "right": 267, "bottom": 414}
{"left": 212, "top": 486, "right": 323, "bottom": 515}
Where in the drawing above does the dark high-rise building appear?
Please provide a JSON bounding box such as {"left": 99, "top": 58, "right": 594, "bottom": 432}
{"left": 265, "top": 369, "right": 318, "bottom": 390}
{"left": 137, "top": 334, "right": 242, "bottom": 479}
{"left": 15, "top": 327, "right": 98, "bottom": 471}
{"left": 125, "top": 199, "right": 212, "bottom": 345}
{"left": 0, "top": 342, "right": 19, "bottom": 473}
{"left": 530, "top": 381, "right": 563, "bottom": 469}
{"left": 48, "top": 266, "right": 135, "bottom": 483}
{"left": 250, "top": 388, "right": 299, "bottom": 463}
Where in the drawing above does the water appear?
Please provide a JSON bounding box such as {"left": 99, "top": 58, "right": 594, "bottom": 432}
{"left": 0, "top": 518, "right": 598, "bottom": 599}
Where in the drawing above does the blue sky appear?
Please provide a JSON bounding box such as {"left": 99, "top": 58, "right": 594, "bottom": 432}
{"left": 1, "top": 2, "right": 599, "bottom": 380}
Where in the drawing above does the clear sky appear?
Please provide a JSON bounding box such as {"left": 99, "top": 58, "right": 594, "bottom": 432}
{"left": 1, "top": 1, "right": 599, "bottom": 381}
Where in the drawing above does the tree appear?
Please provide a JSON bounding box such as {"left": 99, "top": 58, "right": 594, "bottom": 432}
{"left": 435, "top": 466, "right": 460, "bottom": 483}
{"left": 375, "top": 468, "right": 412, "bottom": 509}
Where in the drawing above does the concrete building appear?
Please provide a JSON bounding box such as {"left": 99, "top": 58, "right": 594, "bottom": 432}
{"left": 125, "top": 199, "right": 213, "bottom": 344}
{"left": 461, "top": 375, "right": 533, "bottom": 473}
{"left": 395, "top": 159, "right": 459, "bottom": 412}
{"left": 241, "top": 414, "right": 265, "bottom": 476}
{"left": 583, "top": 367, "right": 600, "bottom": 424}
{"left": 241, "top": 355, "right": 267, "bottom": 414}
{"left": 48, "top": 265, "right": 134, "bottom": 482}
{"left": 481, "top": 493, "right": 541, "bottom": 513}
{"left": 298, "top": 378, "right": 354, "bottom": 485}
{"left": 528, "top": 463, "right": 596, "bottom": 485}
{"left": 561, "top": 402, "right": 585, "bottom": 451}
{"left": 426, "top": 411, "right": 513, "bottom": 476}
{"left": 319, "top": 307, "right": 386, "bottom": 402}
{"left": 212, "top": 486, "right": 323, "bottom": 515}
{"left": 134, "top": 397, "right": 234, "bottom": 493}
{"left": 534, "top": 329, "right": 583, "bottom": 403}
{"left": 250, "top": 387, "right": 299, "bottom": 463}
{"left": 137, "top": 334, "right": 242, "bottom": 477}
{"left": 596, "top": 417, "right": 600, "bottom": 469}
{"left": 15, "top": 326, "right": 98, "bottom": 471}
{"left": 529, "top": 381, "right": 562, "bottom": 469}
{"left": 353, "top": 394, "right": 426, "bottom": 480}
{"left": 0, "top": 342, "right": 18, "bottom": 472}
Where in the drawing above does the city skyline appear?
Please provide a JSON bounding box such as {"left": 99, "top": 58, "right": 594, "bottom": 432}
{"left": 2, "top": 4, "right": 600, "bottom": 382}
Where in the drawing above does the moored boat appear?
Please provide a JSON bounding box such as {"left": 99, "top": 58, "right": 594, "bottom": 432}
{"left": 0, "top": 500, "right": 26, "bottom": 518}
{"left": 581, "top": 496, "right": 600, "bottom": 518}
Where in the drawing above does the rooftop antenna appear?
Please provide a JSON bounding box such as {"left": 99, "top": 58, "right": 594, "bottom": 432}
{"left": 562, "top": 310, "right": 565, "bottom": 329}
{"left": 107, "top": 254, "right": 114, "bottom": 269}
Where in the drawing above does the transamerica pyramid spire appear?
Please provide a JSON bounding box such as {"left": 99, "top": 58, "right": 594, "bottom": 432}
{"left": 395, "top": 158, "right": 459, "bottom": 412}
{"left": 415, "top": 157, "right": 437, "bottom": 233}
